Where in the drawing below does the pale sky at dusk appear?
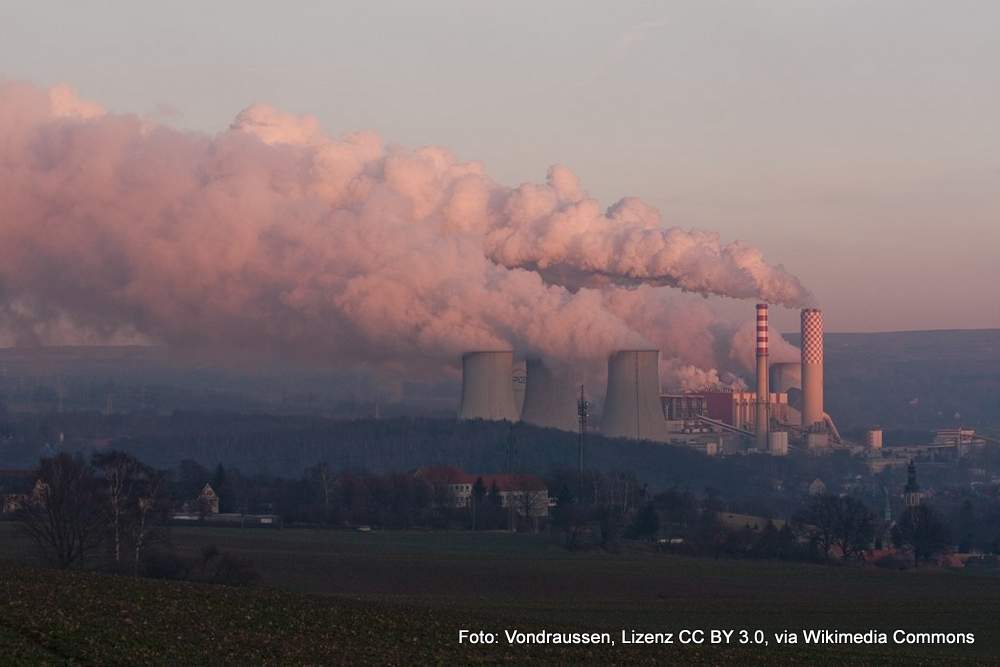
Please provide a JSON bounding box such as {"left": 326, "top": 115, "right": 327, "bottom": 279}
{"left": 2, "top": 0, "right": 997, "bottom": 333}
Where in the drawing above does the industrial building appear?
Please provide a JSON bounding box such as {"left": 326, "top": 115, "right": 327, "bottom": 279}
{"left": 673, "top": 390, "right": 794, "bottom": 434}
{"left": 457, "top": 305, "right": 843, "bottom": 456}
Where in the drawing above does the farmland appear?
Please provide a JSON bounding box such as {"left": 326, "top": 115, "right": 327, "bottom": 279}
{"left": 2, "top": 523, "right": 999, "bottom": 664}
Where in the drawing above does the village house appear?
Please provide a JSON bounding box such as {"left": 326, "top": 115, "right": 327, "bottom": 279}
{"left": 415, "top": 466, "right": 550, "bottom": 518}
{"left": 0, "top": 469, "right": 36, "bottom": 515}
{"left": 195, "top": 483, "right": 220, "bottom": 514}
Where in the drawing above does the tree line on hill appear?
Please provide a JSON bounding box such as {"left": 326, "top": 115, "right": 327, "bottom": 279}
{"left": 0, "top": 411, "right": 863, "bottom": 507}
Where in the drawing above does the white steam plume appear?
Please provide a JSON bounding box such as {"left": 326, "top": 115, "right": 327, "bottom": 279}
{"left": 485, "top": 166, "right": 812, "bottom": 307}
{"left": 0, "top": 81, "right": 809, "bottom": 388}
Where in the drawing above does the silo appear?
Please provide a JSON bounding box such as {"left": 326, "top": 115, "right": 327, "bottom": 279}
{"left": 458, "top": 351, "right": 519, "bottom": 421}
{"left": 768, "top": 431, "right": 789, "bottom": 456}
{"left": 866, "top": 429, "right": 883, "bottom": 450}
{"left": 520, "top": 359, "right": 579, "bottom": 432}
{"left": 800, "top": 309, "right": 824, "bottom": 430}
{"left": 755, "top": 303, "right": 770, "bottom": 450}
{"left": 512, "top": 360, "right": 528, "bottom": 420}
{"left": 602, "top": 350, "right": 669, "bottom": 442}
{"left": 770, "top": 362, "right": 802, "bottom": 394}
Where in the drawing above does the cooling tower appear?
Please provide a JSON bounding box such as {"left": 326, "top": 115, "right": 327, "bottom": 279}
{"left": 769, "top": 362, "right": 802, "bottom": 394}
{"left": 512, "top": 360, "right": 527, "bottom": 419}
{"left": 458, "top": 351, "right": 519, "bottom": 421}
{"left": 755, "top": 303, "right": 769, "bottom": 450}
{"left": 602, "top": 350, "right": 669, "bottom": 442}
{"left": 520, "top": 359, "right": 579, "bottom": 432}
{"left": 800, "top": 309, "right": 824, "bottom": 429}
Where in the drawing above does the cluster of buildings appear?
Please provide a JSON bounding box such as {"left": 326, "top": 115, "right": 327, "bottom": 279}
{"left": 456, "top": 303, "right": 997, "bottom": 479}
{"left": 0, "top": 469, "right": 37, "bottom": 514}
{"left": 458, "top": 306, "right": 841, "bottom": 456}
{"left": 415, "top": 466, "right": 550, "bottom": 518}
{"left": 169, "top": 483, "right": 282, "bottom": 527}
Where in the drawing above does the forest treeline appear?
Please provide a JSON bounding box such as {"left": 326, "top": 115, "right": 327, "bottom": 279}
{"left": 0, "top": 411, "right": 867, "bottom": 508}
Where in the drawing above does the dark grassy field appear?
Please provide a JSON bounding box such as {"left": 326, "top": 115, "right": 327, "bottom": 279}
{"left": 2, "top": 522, "right": 999, "bottom": 664}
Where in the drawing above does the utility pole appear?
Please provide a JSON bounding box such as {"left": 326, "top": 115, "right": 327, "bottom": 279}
{"left": 506, "top": 424, "right": 517, "bottom": 532}
{"left": 577, "top": 384, "right": 589, "bottom": 502}
{"left": 506, "top": 424, "right": 515, "bottom": 474}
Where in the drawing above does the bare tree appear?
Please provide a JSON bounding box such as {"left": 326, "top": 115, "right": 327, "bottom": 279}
{"left": 831, "top": 496, "right": 875, "bottom": 561}
{"left": 799, "top": 494, "right": 875, "bottom": 561}
{"left": 511, "top": 488, "right": 549, "bottom": 533}
{"left": 130, "top": 469, "right": 169, "bottom": 576}
{"left": 306, "top": 461, "right": 334, "bottom": 524}
{"left": 16, "top": 453, "right": 108, "bottom": 569}
{"left": 93, "top": 451, "right": 143, "bottom": 566}
{"left": 893, "top": 504, "right": 951, "bottom": 567}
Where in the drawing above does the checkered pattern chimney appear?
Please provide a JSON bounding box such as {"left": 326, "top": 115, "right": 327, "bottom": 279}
{"left": 800, "top": 309, "right": 824, "bottom": 429}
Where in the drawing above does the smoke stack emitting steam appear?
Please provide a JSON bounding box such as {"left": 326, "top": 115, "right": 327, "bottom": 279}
{"left": 755, "top": 303, "right": 769, "bottom": 449}
{"left": 0, "top": 82, "right": 814, "bottom": 391}
{"left": 800, "top": 309, "right": 824, "bottom": 429}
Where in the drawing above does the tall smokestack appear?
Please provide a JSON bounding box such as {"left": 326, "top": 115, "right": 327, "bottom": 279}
{"left": 800, "top": 309, "right": 824, "bottom": 429}
{"left": 755, "top": 303, "right": 769, "bottom": 449}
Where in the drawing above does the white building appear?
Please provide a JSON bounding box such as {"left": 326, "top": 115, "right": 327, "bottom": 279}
{"left": 415, "top": 466, "right": 549, "bottom": 518}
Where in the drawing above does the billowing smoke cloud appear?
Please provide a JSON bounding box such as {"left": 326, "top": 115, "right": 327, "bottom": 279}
{"left": 661, "top": 361, "right": 748, "bottom": 394}
{"left": 727, "top": 320, "right": 802, "bottom": 374}
{"left": 484, "top": 167, "right": 811, "bottom": 306}
{"left": 0, "top": 81, "right": 807, "bottom": 390}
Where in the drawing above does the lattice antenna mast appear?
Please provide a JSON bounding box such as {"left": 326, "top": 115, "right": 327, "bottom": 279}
{"left": 577, "top": 384, "right": 589, "bottom": 500}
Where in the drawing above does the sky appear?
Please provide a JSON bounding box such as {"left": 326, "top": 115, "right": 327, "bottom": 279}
{"left": 1, "top": 0, "right": 997, "bottom": 333}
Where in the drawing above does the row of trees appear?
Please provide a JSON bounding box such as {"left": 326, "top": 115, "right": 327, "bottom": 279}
{"left": 1, "top": 411, "right": 806, "bottom": 504}
{"left": 16, "top": 452, "right": 169, "bottom": 570}
{"left": 620, "top": 488, "right": 805, "bottom": 559}
{"left": 170, "top": 462, "right": 641, "bottom": 533}
{"left": 618, "top": 489, "right": 953, "bottom": 567}
{"left": 14, "top": 450, "right": 956, "bottom": 570}
{"left": 797, "top": 494, "right": 950, "bottom": 566}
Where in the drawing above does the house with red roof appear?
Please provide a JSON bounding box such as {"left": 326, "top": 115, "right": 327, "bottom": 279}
{"left": 415, "top": 466, "right": 549, "bottom": 518}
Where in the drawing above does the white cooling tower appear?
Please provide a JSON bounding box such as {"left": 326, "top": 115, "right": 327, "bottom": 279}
{"left": 512, "top": 360, "right": 527, "bottom": 420}
{"left": 770, "top": 362, "right": 802, "bottom": 394}
{"left": 458, "top": 351, "right": 519, "bottom": 421}
{"left": 800, "top": 309, "right": 824, "bottom": 429}
{"left": 519, "top": 358, "right": 579, "bottom": 432}
{"left": 602, "top": 350, "right": 669, "bottom": 442}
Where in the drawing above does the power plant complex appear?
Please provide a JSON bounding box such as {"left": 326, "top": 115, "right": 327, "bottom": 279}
{"left": 457, "top": 306, "right": 846, "bottom": 456}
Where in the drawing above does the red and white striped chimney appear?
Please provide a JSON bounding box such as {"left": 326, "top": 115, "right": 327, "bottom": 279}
{"left": 800, "top": 308, "right": 824, "bottom": 429}
{"left": 755, "top": 303, "right": 769, "bottom": 449}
